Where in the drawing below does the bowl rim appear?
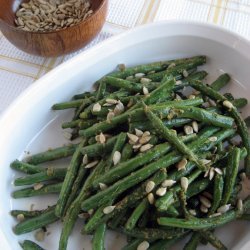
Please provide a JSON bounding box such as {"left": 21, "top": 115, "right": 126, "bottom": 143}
{"left": 0, "top": 20, "right": 250, "bottom": 250}
{"left": 0, "top": 0, "right": 107, "bottom": 35}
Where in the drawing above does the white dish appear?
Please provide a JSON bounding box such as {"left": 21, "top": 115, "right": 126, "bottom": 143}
{"left": 0, "top": 21, "right": 250, "bottom": 250}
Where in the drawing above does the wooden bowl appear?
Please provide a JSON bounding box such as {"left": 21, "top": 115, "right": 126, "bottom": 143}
{"left": 0, "top": 0, "right": 108, "bottom": 57}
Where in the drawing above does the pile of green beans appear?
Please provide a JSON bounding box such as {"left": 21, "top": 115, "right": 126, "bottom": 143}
{"left": 10, "top": 55, "right": 250, "bottom": 250}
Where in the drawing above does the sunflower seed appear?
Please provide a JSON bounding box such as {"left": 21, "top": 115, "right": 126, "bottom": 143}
{"left": 200, "top": 204, "right": 208, "bottom": 213}
{"left": 143, "top": 131, "right": 151, "bottom": 137}
{"left": 118, "top": 63, "right": 126, "bottom": 71}
{"left": 93, "top": 103, "right": 101, "bottom": 112}
{"left": 176, "top": 158, "right": 188, "bottom": 171}
{"left": 127, "top": 98, "right": 134, "bottom": 108}
{"left": 192, "top": 121, "right": 199, "bottom": 133}
{"left": 140, "top": 144, "right": 153, "bottom": 152}
{"left": 78, "top": 213, "right": 89, "bottom": 219}
{"left": 88, "top": 209, "right": 94, "bottom": 215}
{"left": 209, "top": 212, "right": 222, "bottom": 218}
{"left": 113, "top": 151, "right": 121, "bottom": 165}
{"left": 188, "top": 94, "right": 196, "bottom": 99}
{"left": 202, "top": 192, "right": 213, "bottom": 199}
{"left": 126, "top": 76, "right": 134, "bottom": 81}
{"left": 175, "top": 80, "right": 182, "bottom": 85}
{"left": 63, "top": 131, "right": 72, "bottom": 140}
{"left": 237, "top": 199, "right": 243, "bottom": 211}
{"left": 147, "top": 193, "right": 155, "bottom": 204}
{"left": 145, "top": 181, "right": 155, "bottom": 193}
{"left": 223, "top": 100, "right": 234, "bottom": 109}
{"left": 156, "top": 187, "right": 167, "bottom": 196}
{"left": 106, "top": 99, "right": 118, "bottom": 105}
{"left": 183, "top": 70, "right": 189, "bottom": 77}
{"left": 99, "top": 183, "right": 108, "bottom": 191}
{"left": 82, "top": 154, "right": 88, "bottom": 165}
{"left": 168, "top": 63, "right": 176, "bottom": 69}
{"left": 135, "top": 73, "right": 145, "bottom": 78}
{"left": 139, "top": 135, "right": 151, "bottom": 145}
{"left": 199, "top": 196, "right": 211, "bottom": 208}
{"left": 35, "top": 229, "right": 45, "bottom": 242}
{"left": 107, "top": 111, "right": 115, "bottom": 123}
{"left": 135, "top": 128, "right": 144, "bottom": 137}
{"left": 214, "top": 168, "right": 223, "bottom": 175}
{"left": 201, "top": 159, "right": 211, "bottom": 165}
{"left": 127, "top": 133, "right": 139, "bottom": 143}
{"left": 133, "top": 144, "right": 142, "bottom": 150}
{"left": 175, "top": 94, "right": 182, "bottom": 100}
{"left": 184, "top": 125, "right": 193, "bottom": 135}
{"left": 217, "top": 204, "right": 231, "bottom": 213}
{"left": 17, "top": 214, "right": 25, "bottom": 221}
{"left": 141, "top": 78, "right": 152, "bottom": 84}
{"left": 99, "top": 133, "right": 106, "bottom": 144}
{"left": 189, "top": 209, "right": 197, "bottom": 216}
{"left": 34, "top": 183, "right": 44, "bottom": 190}
{"left": 85, "top": 160, "right": 99, "bottom": 169}
{"left": 209, "top": 167, "right": 215, "bottom": 180}
{"left": 161, "top": 179, "right": 176, "bottom": 188}
{"left": 204, "top": 169, "right": 209, "bottom": 178}
{"left": 114, "top": 101, "right": 124, "bottom": 115}
{"left": 143, "top": 86, "right": 149, "bottom": 95}
{"left": 181, "top": 177, "right": 188, "bottom": 192}
{"left": 103, "top": 206, "right": 116, "bottom": 214}
{"left": 209, "top": 136, "right": 218, "bottom": 142}
{"left": 137, "top": 240, "right": 150, "bottom": 250}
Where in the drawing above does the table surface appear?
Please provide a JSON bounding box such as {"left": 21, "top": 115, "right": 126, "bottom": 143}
{"left": 0, "top": 0, "right": 249, "bottom": 115}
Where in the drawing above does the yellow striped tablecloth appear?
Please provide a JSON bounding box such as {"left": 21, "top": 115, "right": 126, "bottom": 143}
{"left": 0, "top": 0, "right": 249, "bottom": 113}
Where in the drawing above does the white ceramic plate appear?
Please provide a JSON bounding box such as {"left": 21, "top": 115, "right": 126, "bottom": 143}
{"left": 0, "top": 21, "right": 250, "bottom": 250}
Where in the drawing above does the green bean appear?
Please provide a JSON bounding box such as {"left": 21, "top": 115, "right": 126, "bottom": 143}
{"left": 220, "top": 147, "right": 241, "bottom": 206}
{"left": 52, "top": 99, "right": 85, "bottom": 110}
{"left": 11, "top": 160, "right": 44, "bottom": 174}
{"left": 105, "top": 76, "right": 142, "bottom": 93}
{"left": 96, "top": 80, "right": 107, "bottom": 100}
{"left": 129, "top": 118, "right": 192, "bottom": 132}
{"left": 11, "top": 205, "right": 56, "bottom": 219}
{"left": 64, "top": 164, "right": 88, "bottom": 212}
{"left": 144, "top": 77, "right": 175, "bottom": 105}
{"left": 152, "top": 105, "right": 234, "bottom": 129}
{"left": 119, "top": 227, "right": 188, "bottom": 241}
{"left": 92, "top": 134, "right": 196, "bottom": 188}
{"left": 125, "top": 198, "right": 148, "bottom": 230}
{"left": 12, "top": 182, "right": 62, "bottom": 198}
{"left": 157, "top": 211, "right": 237, "bottom": 230}
{"left": 81, "top": 135, "right": 118, "bottom": 157}
{"left": 62, "top": 119, "right": 82, "bottom": 129}
{"left": 178, "top": 189, "right": 191, "bottom": 218}
{"left": 224, "top": 93, "right": 234, "bottom": 101}
{"left": 183, "top": 232, "right": 201, "bottom": 250}
{"left": 55, "top": 140, "right": 86, "bottom": 217}
{"left": 83, "top": 169, "right": 167, "bottom": 233}
{"left": 20, "top": 240, "right": 45, "bottom": 250}
{"left": 73, "top": 91, "right": 94, "bottom": 100}
{"left": 209, "top": 174, "right": 224, "bottom": 215}
{"left": 14, "top": 168, "right": 67, "bottom": 186}
{"left": 26, "top": 144, "right": 78, "bottom": 165}
{"left": 82, "top": 129, "right": 234, "bottom": 211}
{"left": 199, "top": 230, "right": 227, "bottom": 250}
{"left": 121, "top": 143, "right": 133, "bottom": 161}
{"left": 109, "top": 56, "right": 206, "bottom": 79}
{"left": 144, "top": 105, "right": 206, "bottom": 170}
{"left": 122, "top": 238, "right": 144, "bottom": 250}
{"left": 166, "top": 205, "right": 180, "bottom": 217}
{"left": 232, "top": 98, "right": 248, "bottom": 109}
{"left": 92, "top": 223, "right": 106, "bottom": 250}
{"left": 14, "top": 208, "right": 58, "bottom": 235}
{"left": 146, "top": 58, "right": 206, "bottom": 82}
{"left": 73, "top": 97, "right": 96, "bottom": 119}
{"left": 210, "top": 74, "right": 230, "bottom": 91}
{"left": 149, "top": 233, "right": 188, "bottom": 250}
{"left": 189, "top": 80, "right": 250, "bottom": 175}
{"left": 59, "top": 160, "right": 107, "bottom": 250}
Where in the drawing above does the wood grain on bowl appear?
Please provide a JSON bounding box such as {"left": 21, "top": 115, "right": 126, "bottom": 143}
{"left": 0, "top": 0, "right": 108, "bottom": 57}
